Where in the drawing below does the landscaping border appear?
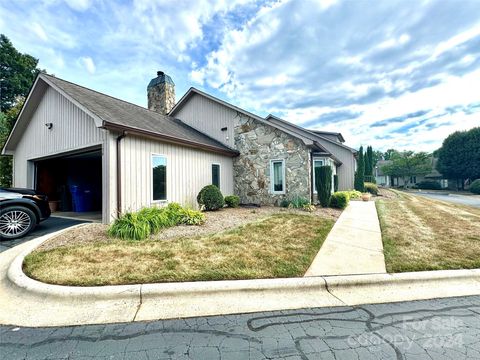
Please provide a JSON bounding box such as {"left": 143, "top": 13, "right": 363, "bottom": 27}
{"left": 2, "top": 225, "right": 480, "bottom": 327}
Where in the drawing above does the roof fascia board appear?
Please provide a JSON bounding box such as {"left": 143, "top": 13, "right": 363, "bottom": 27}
{"left": 39, "top": 75, "right": 104, "bottom": 127}
{"left": 2, "top": 76, "right": 44, "bottom": 154}
{"left": 170, "top": 87, "right": 314, "bottom": 146}
{"left": 102, "top": 121, "right": 239, "bottom": 157}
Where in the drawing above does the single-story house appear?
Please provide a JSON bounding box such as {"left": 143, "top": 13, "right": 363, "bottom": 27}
{"left": 375, "top": 158, "right": 450, "bottom": 188}
{"left": 2, "top": 71, "right": 357, "bottom": 223}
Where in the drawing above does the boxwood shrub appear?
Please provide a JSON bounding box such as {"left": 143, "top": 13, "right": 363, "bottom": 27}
{"left": 364, "top": 182, "right": 379, "bottom": 195}
{"left": 224, "top": 195, "right": 240, "bottom": 208}
{"left": 330, "top": 191, "right": 350, "bottom": 209}
{"left": 197, "top": 185, "right": 225, "bottom": 211}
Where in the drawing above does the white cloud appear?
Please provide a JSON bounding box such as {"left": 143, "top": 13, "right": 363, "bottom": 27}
{"left": 64, "top": 0, "right": 92, "bottom": 11}
{"left": 190, "top": 0, "right": 480, "bottom": 151}
{"left": 80, "top": 56, "right": 96, "bottom": 74}
{"left": 31, "top": 22, "right": 48, "bottom": 41}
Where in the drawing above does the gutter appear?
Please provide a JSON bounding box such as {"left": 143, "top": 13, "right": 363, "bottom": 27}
{"left": 116, "top": 131, "right": 127, "bottom": 216}
{"left": 103, "top": 121, "right": 239, "bottom": 157}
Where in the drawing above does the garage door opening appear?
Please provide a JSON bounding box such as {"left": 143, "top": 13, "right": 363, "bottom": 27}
{"left": 35, "top": 149, "right": 102, "bottom": 222}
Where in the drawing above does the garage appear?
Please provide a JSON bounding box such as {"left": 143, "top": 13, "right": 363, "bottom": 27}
{"left": 35, "top": 149, "right": 103, "bottom": 222}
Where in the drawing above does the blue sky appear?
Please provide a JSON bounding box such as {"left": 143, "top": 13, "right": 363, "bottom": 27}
{"left": 1, "top": 0, "right": 480, "bottom": 152}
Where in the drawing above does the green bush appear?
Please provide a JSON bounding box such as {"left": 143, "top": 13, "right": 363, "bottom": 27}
{"left": 333, "top": 174, "right": 338, "bottom": 192}
{"left": 364, "top": 182, "right": 379, "bottom": 195}
{"left": 164, "top": 202, "right": 184, "bottom": 224}
{"left": 471, "top": 179, "right": 480, "bottom": 194}
{"left": 109, "top": 202, "right": 206, "bottom": 240}
{"left": 280, "top": 199, "right": 290, "bottom": 208}
{"left": 329, "top": 191, "right": 350, "bottom": 209}
{"left": 315, "top": 165, "right": 333, "bottom": 207}
{"left": 224, "top": 195, "right": 240, "bottom": 208}
{"left": 289, "top": 196, "right": 310, "bottom": 208}
{"left": 197, "top": 185, "right": 225, "bottom": 211}
{"left": 346, "top": 190, "right": 362, "bottom": 199}
{"left": 108, "top": 212, "right": 151, "bottom": 240}
{"left": 138, "top": 207, "right": 170, "bottom": 233}
{"left": 417, "top": 180, "right": 442, "bottom": 190}
{"left": 179, "top": 208, "right": 205, "bottom": 225}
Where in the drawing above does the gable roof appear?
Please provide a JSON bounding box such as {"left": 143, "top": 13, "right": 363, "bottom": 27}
{"left": 3, "top": 74, "right": 238, "bottom": 156}
{"left": 170, "top": 87, "right": 354, "bottom": 163}
{"left": 309, "top": 130, "right": 345, "bottom": 143}
{"left": 170, "top": 87, "right": 316, "bottom": 147}
{"left": 265, "top": 115, "right": 357, "bottom": 154}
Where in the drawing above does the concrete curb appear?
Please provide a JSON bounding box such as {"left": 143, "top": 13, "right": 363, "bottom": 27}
{"left": 3, "top": 226, "right": 480, "bottom": 326}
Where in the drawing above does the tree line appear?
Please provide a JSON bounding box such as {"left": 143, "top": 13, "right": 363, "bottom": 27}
{"left": 0, "top": 34, "right": 42, "bottom": 187}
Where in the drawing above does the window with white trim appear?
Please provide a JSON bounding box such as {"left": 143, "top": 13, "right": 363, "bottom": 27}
{"left": 270, "top": 160, "right": 285, "bottom": 194}
{"left": 152, "top": 155, "right": 167, "bottom": 201}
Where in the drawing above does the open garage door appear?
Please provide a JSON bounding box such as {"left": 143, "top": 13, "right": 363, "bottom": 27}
{"left": 35, "top": 149, "right": 102, "bottom": 222}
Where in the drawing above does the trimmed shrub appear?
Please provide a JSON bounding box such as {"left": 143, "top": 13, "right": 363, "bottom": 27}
{"left": 333, "top": 174, "right": 338, "bottom": 192}
{"left": 329, "top": 191, "right": 350, "bottom": 209}
{"left": 346, "top": 190, "right": 362, "bottom": 199}
{"left": 280, "top": 199, "right": 290, "bottom": 208}
{"left": 315, "top": 165, "right": 333, "bottom": 207}
{"left": 471, "top": 179, "right": 480, "bottom": 194}
{"left": 417, "top": 180, "right": 442, "bottom": 190}
{"left": 108, "top": 212, "right": 151, "bottom": 240}
{"left": 364, "top": 182, "right": 379, "bottom": 195}
{"left": 197, "top": 185, "right": 225, "bottom": 211}
{"left": 179, "top": 208, "right": 205, "bottom": 225}
{"left": 224, "top": 195, "right": 240, "bottom": 208}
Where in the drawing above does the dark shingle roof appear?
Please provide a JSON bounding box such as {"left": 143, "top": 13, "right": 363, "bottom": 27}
{"left": 41, "top": 74, "right": 237, "bottom": 155}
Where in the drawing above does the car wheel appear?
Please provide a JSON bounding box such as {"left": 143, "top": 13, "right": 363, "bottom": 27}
{"left": 0, "top": 206, "right": 37, "bottom": 240}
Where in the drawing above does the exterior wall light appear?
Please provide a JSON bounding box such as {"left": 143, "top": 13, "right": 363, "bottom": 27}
{"left": 45, "top": 123, "right": 53, "bottom": 130}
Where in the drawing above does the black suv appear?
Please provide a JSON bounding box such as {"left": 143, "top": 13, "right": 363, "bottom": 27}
{"left": 0, "top": 188, "right": 51, "bottom": 240}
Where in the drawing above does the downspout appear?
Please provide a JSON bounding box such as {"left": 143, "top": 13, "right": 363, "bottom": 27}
{"left": 116, "top": 131, "right": 127, "bottom": 216}
{"left": 310, "top": 151, "right": 314, "bottom": 204}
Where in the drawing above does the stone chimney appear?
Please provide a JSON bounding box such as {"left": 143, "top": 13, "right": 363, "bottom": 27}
{"left": 147, "top": 71, "right": 175, "bottom": 115}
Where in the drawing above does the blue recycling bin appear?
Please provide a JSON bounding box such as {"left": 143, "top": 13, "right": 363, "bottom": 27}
{"left": 70, "top": 186, "right": 94, "bottom": 212}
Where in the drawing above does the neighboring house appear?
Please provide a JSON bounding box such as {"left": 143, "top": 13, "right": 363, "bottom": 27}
{"left": 375, "top": 158, "right": 450, "bottom": 188}
{"left": 2, "top": 72, "right": 357, "bottom": 223}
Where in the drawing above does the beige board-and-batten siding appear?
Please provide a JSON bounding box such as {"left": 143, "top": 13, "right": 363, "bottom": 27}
{"left": 12, "top": 85, "right": 105, "bottom": 188}
{"left": 119, "top": 135, "right": 234, "bottom": 212}
{"left": 314, "top": 138, "right": 356, "bottom": 191}
{"left": 173, "top": 92, "right": 237, "bottom": 148}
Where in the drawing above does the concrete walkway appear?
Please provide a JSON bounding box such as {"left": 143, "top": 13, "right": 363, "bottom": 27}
{"left": 305, "top": 201, "right": 386, "bottom": 276}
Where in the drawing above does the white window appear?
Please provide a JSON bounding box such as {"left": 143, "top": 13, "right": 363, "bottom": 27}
{"left": 313, "top": 159, "right": 324, "bottom": 193}
{"left": 270, "top": 159, "right": 285, "bottom": 194}
{"left": 152, "top": 155, "right": 167, "bottom": 201}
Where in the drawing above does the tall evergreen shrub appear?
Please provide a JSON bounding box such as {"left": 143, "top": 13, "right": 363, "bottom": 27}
{"left": 315, "top": 165, "right": 333, "bottom": 207}
{"left": 354, "top": 146, "right": 365, "bottom": 192}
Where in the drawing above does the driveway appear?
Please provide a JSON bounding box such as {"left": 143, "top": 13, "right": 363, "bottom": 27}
{"left": 0, "top": 217, "right": 86, "bottom": 253}
{"left": 413, "top": 191, "right": 480, "bottom": 208}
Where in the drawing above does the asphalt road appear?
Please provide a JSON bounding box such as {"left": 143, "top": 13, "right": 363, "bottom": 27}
{"left": 0, "top": 217, "right": 86, "bottom": 253}
{"left": 412, "top": 192, "right": 480, "bottom": 208}
{"left": 1, "top": 295, "right": 479, "bottom": 359}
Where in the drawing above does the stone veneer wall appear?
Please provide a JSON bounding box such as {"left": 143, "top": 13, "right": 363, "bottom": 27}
{"left": 233, "top": 113, "right": 311, "bottom": 205}
{"left": 148, "top": 82, "right": 175, "bottom": 115}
